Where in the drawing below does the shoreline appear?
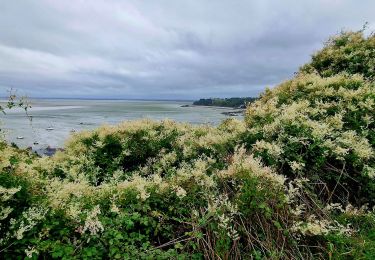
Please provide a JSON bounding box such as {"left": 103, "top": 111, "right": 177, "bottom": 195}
{"left": 4, "top": 100, "right": 245, "bottom": 151}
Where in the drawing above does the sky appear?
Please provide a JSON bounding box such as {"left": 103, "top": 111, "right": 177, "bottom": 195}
{"left": 0, "top": 1, "right": 374, "bottom": 99}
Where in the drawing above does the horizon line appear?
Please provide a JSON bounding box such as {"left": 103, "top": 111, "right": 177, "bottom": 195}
{"left": 0, "top": 96, "right": 258, "bottom": 101}
{"left": 0, "top": 96, "right": 195, "bottom": 102}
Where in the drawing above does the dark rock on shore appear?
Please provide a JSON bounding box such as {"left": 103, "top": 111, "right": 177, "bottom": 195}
{"left": 221, "top": 110, "right": 245, "bottom": 116}
{"left": 35, "top": 146, "right": 65, "bottom": 156}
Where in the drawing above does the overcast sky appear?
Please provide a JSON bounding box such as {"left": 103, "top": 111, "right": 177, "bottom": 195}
{"left": 0, "top": 0, "right": 374, "bottom": 99}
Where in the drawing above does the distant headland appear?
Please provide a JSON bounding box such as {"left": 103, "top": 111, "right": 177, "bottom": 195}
{"left": 192, "top": 97, "right": 257, "bottom": 108}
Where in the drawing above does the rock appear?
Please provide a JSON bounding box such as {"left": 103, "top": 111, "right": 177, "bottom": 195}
{"left": 221, "top": 110, "right": 245, "bottom": 116}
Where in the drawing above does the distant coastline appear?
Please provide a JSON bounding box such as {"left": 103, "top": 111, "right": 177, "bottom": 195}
{"left": 192, "top": 97, "right": 257, "bottom": 108}
{"left": 0, "top": 96, "right": 195, "bottom": 102}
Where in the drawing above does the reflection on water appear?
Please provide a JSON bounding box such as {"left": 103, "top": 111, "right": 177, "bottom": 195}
{"left": 0, "top": 99, "right": 242, "bottom": 148}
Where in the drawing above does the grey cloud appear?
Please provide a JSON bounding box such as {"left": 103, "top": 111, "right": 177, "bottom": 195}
{"left": 0, "top": 0, "right": 374, "bottom": 99}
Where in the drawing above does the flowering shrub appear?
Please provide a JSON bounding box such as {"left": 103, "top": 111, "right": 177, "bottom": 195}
{"left": 1, "top": 29, "right": 375, "bottom": 259}
{"left": 245, "top": 73, "right": 375, "bottom": 204}
{"left": 0, "top": 143, "right": 46, "bottom": 256}
{"left": 47, "top": 119, "right": 245, "bottom": 185}
{"left": 300, "top": 30, "right": 375, "bottom": 79}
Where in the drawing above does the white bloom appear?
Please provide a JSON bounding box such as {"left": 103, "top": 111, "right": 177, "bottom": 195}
{"left": 25, "top": 246, "right": 38, "bottom": 258}
{"left": 110, "top": 204, "right": 120, "bottom": 214}
{"left": 175, "top": 187, "right": 187, "bottom": 199}
{"left": 83, "top": 205, "right": 104, "bottom": 236}
{"left": 363, "top": 166, "right": 375, "bottom": 179}
{"left": 289, "top": 161, "right": 305, "bottom": 172}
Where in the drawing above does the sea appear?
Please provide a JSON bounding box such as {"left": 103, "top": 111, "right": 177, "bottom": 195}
{"left": 0, "top": 99, "right": 242, "bottom": 149}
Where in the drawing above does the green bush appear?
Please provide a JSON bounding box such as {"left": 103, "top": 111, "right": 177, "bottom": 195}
{"left": 48, "top": 119, "right": 246, "bottom": 185}
{"left": 245, "top": 73, "right": 375, "bottom": 205}
{"left": 300, "top": 30, "right": 375, "bottom": 79}
{"left": 1, "top": 29, "right": 375, "bottom": 259}
{"left": 0, "top": 144, "right": 46, "bottom": 257}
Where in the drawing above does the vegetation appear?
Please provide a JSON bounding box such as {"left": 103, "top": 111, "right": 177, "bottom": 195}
{"left": 300, "top": 28, "right": 375, "bottom": 79}
{"left": 0, "top": 29, "right": 374, "bottom": 259}
{"left": 0, "top": 90, "right": 30, "bottom": 114}
{"left": 193, "top": 97, "right": 257, "bottom": 108}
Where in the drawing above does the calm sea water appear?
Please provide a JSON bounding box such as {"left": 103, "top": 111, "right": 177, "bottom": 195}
{"left": 0, "top": 99, "right": 242, "bottom": 148}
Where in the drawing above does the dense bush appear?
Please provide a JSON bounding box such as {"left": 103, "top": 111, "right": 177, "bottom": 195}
{"left": 245, "top": 73, "right": 375, "bottom": 205}
{"left": 49, "top": 119, "right": 246, "bottom": 185}
{"left": 0, "top": 140, "right": 336, "bottom": 259}
{"left": 1, "top": 29, "right": 375, "bottom": 259}
{"left": 300, "top": 30, "right": 375, "bottom": 79}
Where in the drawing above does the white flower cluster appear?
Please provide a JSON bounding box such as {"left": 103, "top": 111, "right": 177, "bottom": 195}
{"left": 324, "top": 203, "right": 371, "bottom": 217}
{"left": 220, "top": 146, "right": 286, "bottom": 186}
{"left": 289, "top": 161, "right": 305, "bottom": 172}
{"left": 82, "top": 205, "right": 104, "bottom": 236}
{"left": 25, "top": 246, "right": 38, "bottom": 258}
{"left": 0, "top": 186, "right": 21, "bottom": 221}
{"left": 0, "top": 185, "right": 21, "bottom": 202}
{"left": 285, "top": 178, "right": 309, "bottom": 205}
{"left": 252, "top": 140, "right": 283, "bottom": 159}
{"left": 291, "top": 215, "right": 352, "bottom": 236}
{"left": 175, "top": 186, "right": 187, "bottom": 199}
{"left": 209, "top": 194, "right": 240, "bottom": 241}
{"left": 13, "top": 207, "right": 47, "bottom": 240}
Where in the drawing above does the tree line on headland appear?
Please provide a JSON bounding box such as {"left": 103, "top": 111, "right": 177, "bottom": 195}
{"left": 193, "top": 97, "right": 257, "bottom": 108}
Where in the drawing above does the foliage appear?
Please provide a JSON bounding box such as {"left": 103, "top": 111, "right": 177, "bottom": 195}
{"left": 48, "top": 119, "right": 246, "bottom": 185}
{"left": 245, "top": 73, "right": 375, "bottom": 205}
{"left": 1, "top": 29, "right": 375, "bottom": 259}
{"left": 300, "top": 30, "right": 375, "bottom": 79}
{"left": 0, "top": 89, "right": 31, "bottom": 115}
{"left": 0, "top": 90, "right": 31, "bottom": 140}
{"left": 193, "top": 97, "right": 257, "bottom": 108}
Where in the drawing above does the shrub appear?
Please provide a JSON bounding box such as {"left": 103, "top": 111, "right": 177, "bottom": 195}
{"left": 1, "top": 29, "right": 375, "bottom": 259}
{"left": 0, "top": 144, "right": 46, "bottom": 257}
{"left": 244, "top": 73, "right": 375, "bottom": 205}
{"left": 46, "top": 119, "right": 246, "bottom": 185}
{"left": 300, "top": 30, "right": 375, "bottom": 79}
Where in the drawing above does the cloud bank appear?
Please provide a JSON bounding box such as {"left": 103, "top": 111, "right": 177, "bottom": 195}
{"left": 0, "top": 0, "right": 374, "bottom": 99}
